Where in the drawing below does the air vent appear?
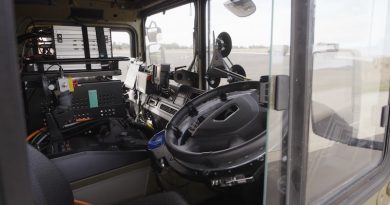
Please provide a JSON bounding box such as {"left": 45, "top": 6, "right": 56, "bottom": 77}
{"left": 160, "top": 104, "right": 178, "bottom": 115}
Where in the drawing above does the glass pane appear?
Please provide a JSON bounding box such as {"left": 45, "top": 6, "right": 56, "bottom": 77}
{"left": 112, "top": 31, "right": 131, "bottom": 82}
{"left": 206, "top": 0, "right": 291, "bottom": 204}
{"left": 263, "top": 0, "right": 291, "bottom": 204}
{"left": 307, "top": 0, "right": 390, "bottom": 203}
{"left": 145, "top": 4, "right": 195, "bottom": 69}
{"left": 207, "top": 0, "right": 272, "bottom": 87}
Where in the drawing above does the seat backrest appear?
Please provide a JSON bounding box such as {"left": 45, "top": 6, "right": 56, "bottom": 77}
{"left": 27, "top": 145, "right": 74, "bottom": 205}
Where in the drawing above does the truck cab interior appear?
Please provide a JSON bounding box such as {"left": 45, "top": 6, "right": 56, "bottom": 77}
{"left": 9, "top": 0, "right": 270, "bottom": 205}
{"left": 2, "top": 0, "right": 390, "bottom": 205}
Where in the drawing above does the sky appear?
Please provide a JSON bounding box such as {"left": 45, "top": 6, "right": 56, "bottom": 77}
{"left": 314, "top": 0, "right": 389, "bottom": 53}
{"left": 114, "top": 0, "right": 390, "bottom": 57}
{"left": 112, "top": 31, "right": 130, "bottom": 44}
{"left": 145, "top": 0, "right": 276, "bottom": 47}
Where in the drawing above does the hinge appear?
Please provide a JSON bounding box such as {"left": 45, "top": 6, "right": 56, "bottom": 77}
{"left": 381, "top": 105, "right": 389, "bottom": 127}
{"left": 274, "top": 75, "right": 289, "bottom": 111}
{"left": 259, "top": 76, "right": 269, "bottom": 108}
{"left": 259, "top": 75, "right": 289, "bottom": 110}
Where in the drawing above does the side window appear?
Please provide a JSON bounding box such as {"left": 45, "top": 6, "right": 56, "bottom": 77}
{"left": 307, "top": 0, "right": 390, "bottom": 203}
{"left": 144, "top": 4, "right": 195, "bottom": 69}
{"left": 112, "top": 30, "right": 132, "bottom": 82}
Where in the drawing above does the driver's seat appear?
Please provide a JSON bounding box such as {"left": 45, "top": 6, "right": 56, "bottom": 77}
{"left": 26, "top": 145, "right": 188, "bottom": 205}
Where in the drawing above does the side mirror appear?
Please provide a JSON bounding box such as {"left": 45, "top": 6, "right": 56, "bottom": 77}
{"left": 311, "top": 50, "right": 384, "bottom": 150}
{"left": 312, "top": 101, "right": 353, "bottom": 140}
{"left": 224, "top": 0, "right": 256, "bottom": 17}
{"left": 146, "top": 21, "right": 162, "bottom": 43}
{"left": 311, "top": 102, "right": 384, "bottom": 150}
{"left": 147, "top": 44, "right": 164, "bottom": 65}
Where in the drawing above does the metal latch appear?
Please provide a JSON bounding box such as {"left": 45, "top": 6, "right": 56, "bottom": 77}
{"left": 274, "top": 75, "right": 289, "bottom": 111}
{"left": 259, "top": 76, "right": 269, "bottom": 107}
{"left": 259, "top": 75, "right": 289, "bottom": 110}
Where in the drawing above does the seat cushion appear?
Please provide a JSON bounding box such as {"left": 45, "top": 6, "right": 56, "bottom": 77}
{"left": 123, "top": 192, "right": 188, "bottom": 205}
{"left": 27, "top": 145, "right": 74, "bottom": 205}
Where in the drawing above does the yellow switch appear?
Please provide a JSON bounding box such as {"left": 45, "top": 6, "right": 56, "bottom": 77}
{"left": 68, "top": 77, "right": 74, "bottom": 92}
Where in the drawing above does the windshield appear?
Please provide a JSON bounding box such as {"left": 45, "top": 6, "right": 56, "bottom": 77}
{"left": 144, "top": 4, "right": 195, "bottom": 69}
{"left": 206, "top": 0, "right": 278, "bottom": 86}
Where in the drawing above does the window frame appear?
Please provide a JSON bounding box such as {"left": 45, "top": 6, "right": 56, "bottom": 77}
{"left": 140, "top": 0, "right": 196, "bottom": 62}
{"left": 110, "top": 26, "right": 137, "bottom": 58}
{"left": 317, "top": 98, "right": 390, "bottom": 204}
{"left": 286, "top": 0, "right": 313, "bottom": 204}
{"left": 110, "top": 27, "right": 136, "bottom": 82}
{"left": 287, "top": 0, "right": 390, "bottom": 204}
{"left": 140, "top": 0, "right": 207, "bottom": 89}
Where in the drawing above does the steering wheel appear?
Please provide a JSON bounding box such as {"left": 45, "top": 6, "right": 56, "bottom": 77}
{"left": 165, "top": 81, "right": 267, "bottom": 175}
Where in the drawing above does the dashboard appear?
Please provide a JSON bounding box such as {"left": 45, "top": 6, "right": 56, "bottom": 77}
{"left": 144, "top": 86, "right": 204, "bottom": 121}
{"left": 126, "top": 62, "right": 203, "bottom": 124}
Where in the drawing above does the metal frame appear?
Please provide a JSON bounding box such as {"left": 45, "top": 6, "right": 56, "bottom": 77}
{"left": 319, "top": 74, "right": 390, "bottom": 203}
{"left": 195, "top": 0, "right": 207, "bottom": 90}
{"left": 0, "top": 0, "right": 34, "bottom": 204}
{"left": 21, "top": 70, "right": 122, "bottom": 81}
{"left": 21, "top": 20, "right": 139, "bottom": 60}
{"left": 286, "top": 0, "right": 314, "bottom": 204}
{"left": 287, "top": 0, "right": 390, "bottom": 204}
{"left": 110, "top": 26, "right": 139, "bottom": 58}
{"left": 140, "top": 0, "right": 194, "bottom": 17}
